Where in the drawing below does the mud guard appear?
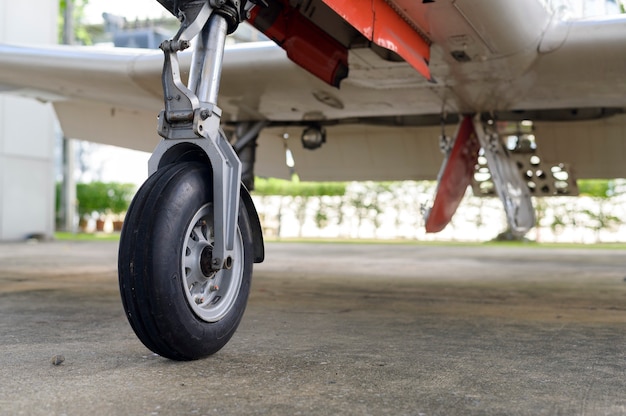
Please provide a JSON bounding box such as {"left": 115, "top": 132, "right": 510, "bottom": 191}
{"left": 240, "top": 185, "right": 265, "bottom": 263}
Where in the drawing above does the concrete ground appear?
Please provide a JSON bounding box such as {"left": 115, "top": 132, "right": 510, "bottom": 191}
{"left": 0, "top": 240, "right": 625, "bottom": 415}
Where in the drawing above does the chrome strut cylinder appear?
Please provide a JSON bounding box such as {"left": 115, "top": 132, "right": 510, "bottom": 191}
{"left": 149, "top": 1, "right": 249, "bottom": 271}
{"left": 190, "top": 14, "right": 228, "bottom": 105}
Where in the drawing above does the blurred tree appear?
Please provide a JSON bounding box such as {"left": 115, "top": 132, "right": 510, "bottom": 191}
{"left": 578, "top": 179, "right": 621, "bottom": 242}
{"left": 59, "top": 0, "right": 92, "bottom": 45}
{"left": 578, "top": 179, "right": 613, "bottom": 198}
{"left": 74, "top": 181, "right": 135, "bottom": 219}
{"left": 253, "top": 177, "right": 346, "bottom": 197}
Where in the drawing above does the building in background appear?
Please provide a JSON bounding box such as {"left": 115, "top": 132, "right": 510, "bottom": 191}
{"left": 0, "top": 0, "right": 58, "bottom": 240}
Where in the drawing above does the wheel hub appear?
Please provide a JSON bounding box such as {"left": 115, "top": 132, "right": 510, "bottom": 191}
{"left": 182, "top": 203, "right": 243, "bottom": 323}
{"left": 200, "top": 245, "right": 215, "bottom": 277}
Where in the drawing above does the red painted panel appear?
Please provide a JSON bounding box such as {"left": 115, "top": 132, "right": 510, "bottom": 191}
{"left": 425, "top": 116, "right": 480, "bottom": 233}
{"left": 248, "top": 2, "right": 348, "bottom": 87}
{"left": 250, "top": 1, "right": 431, "bottom": 85}
{"left": 318, "top": 1, "right": 375, "bottom": 39}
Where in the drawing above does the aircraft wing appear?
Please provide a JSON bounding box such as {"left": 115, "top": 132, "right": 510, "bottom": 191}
{"left": 1, "top": 0, "right": 626, "bottom": 182}
{"left": 0, "top": 38, "right": 443, "bottom": 180}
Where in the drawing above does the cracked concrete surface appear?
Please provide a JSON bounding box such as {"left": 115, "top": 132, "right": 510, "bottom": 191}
{"left": 0, "top": 241, "right": 625, "bottom": 415}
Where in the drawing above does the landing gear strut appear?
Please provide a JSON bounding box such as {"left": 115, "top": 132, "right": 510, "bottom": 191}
{"left": 118, "top": 0, "right": 264, "bottom": 360}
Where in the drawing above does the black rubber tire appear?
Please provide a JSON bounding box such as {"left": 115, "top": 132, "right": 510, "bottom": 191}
{"left": 118, "top": 162, "right": 253, "bottom": 360}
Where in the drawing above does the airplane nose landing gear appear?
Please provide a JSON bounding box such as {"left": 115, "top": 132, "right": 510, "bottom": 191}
{"left": 118, "top": 0, "right": 264, "bottom": 361}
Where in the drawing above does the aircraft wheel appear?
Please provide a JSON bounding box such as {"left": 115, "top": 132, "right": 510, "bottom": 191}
{"left": 118, "top": 162, "right": 253, "bottom": 360}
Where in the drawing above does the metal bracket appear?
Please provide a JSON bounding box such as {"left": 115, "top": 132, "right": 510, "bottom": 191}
{"left": 472, "top": 115, "right": 536, "bottom": 236}
{"left": 157, "top": 1, "right": 212, "bottom": 136}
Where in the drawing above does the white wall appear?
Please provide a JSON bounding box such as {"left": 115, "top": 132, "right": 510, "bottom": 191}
{"left": 0, "top": 0, "right": 58, "bottom": 240}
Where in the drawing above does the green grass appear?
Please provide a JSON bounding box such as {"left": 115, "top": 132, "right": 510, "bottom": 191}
{"left": 53, "top": 232, "right": 626, "bottom": 250}
{"left": 54, "top": 232, "right": 121, "bottom": 242}
{"left": 262, "top": 236, "right": 626, "bottom": 249}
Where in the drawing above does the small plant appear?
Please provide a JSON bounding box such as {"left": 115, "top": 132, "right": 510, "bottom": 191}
{"left": 57, "top": 181, "right": 136, "bottom": 231}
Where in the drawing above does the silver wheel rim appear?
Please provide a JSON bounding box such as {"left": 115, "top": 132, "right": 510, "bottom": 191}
{"left": 181, "top": 203, "right": 243, "bottom": 323}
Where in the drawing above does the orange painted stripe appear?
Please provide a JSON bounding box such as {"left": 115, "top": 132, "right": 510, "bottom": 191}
{"left": 322, "top": 0, "right": 431, "bottom": 81}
